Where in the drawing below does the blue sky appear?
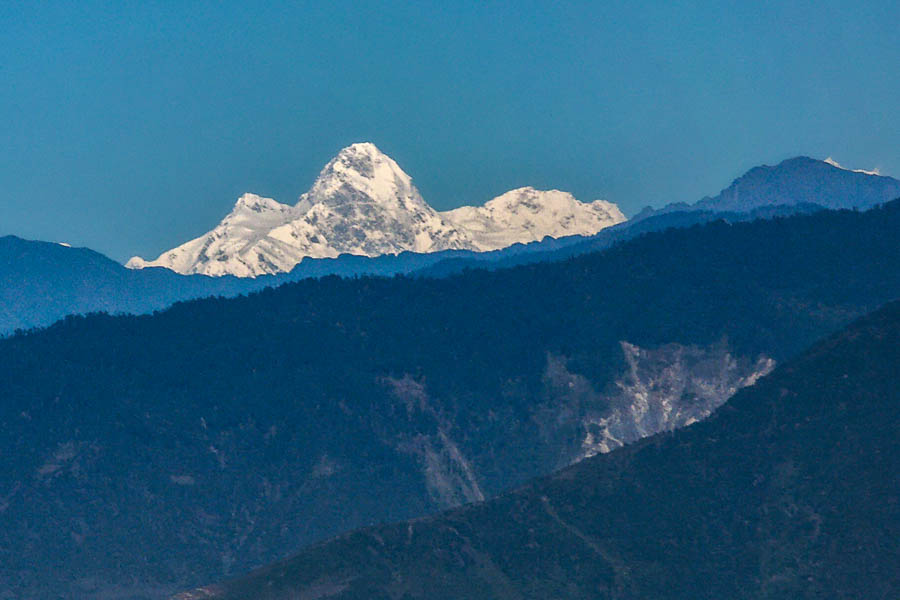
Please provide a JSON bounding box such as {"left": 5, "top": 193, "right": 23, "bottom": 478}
{"left": 2, "top": 1, "right": 898, "bottom": 261}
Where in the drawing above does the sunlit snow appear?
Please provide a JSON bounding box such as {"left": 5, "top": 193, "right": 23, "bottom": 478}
{"left": 127, "top": 143, "right": 626, "bottom": 277}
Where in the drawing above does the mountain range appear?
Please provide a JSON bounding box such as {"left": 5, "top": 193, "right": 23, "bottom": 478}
{"left": 2, "top": 146, "right": 898, "bottom": 599}
{"left": 126, "top": 143, "right": 626, "bottom": 277}
{"left": 5, "top": 202, "right": 900, "bottom": 598}
{"left": 4, "top": 154, "right": 899, "bottom": 336}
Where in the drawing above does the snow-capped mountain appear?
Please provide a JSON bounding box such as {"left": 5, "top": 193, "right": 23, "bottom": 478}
{"left": 127, "top": 193, "right": 302, "bottom": 277}
{"left": 265, "top": 142, "right": 470, "bottom": 261}
{"left": 127, "top": 143, "right": 625, "bottom": 277}
{"left": 442, "top": 187, "right": 624, "bottom": 251}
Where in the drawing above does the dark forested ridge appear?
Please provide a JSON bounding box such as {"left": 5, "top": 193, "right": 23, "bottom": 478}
{"left": 4, "top": 202, "right": 900, "bottom": 597}
{"left": 196, "top": 296, "right": 900, "bottom": 600}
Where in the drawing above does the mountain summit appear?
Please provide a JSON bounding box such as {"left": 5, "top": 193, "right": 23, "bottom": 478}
{"left": 633, "top": 156, "right": 900, "bottom": 221}
{"left": 695, "top": 156, "right": 899, "bottom": 212}
{"left": 443, "top": 187, "right": 625, "bottom": 251}
{"left": 297, "top": 142, "right": 432, "bottom": 212}
{"left": 127, "top": 143, "right": 625, "bottom": 277}
{"left": 264, "top": 143, "right": 470, "bottom": 264}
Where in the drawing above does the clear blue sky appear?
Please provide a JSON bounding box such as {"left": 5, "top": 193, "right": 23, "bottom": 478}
{"left": 2, "top": 1, "right": 898, "bottom": 262}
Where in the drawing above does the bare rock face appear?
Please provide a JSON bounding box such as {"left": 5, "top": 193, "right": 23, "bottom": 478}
{"left": 383, "top": 375, "right": 485, "bottom": 509}
{"left": 579, "top": 341, "right": 775, "bottom": 458}
{"left": 537, "top": 341, "right": 775, "bottom": 465}
{"left": 127, "top": 143, "right": 625, "bottom": 277}
{"left": 383, "top": 341, "right": 776, "bottom": 516}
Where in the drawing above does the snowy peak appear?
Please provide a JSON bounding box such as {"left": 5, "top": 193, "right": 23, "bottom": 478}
{"left": 482, "top": 187, "right": 623, "bottom": 222}
{"left": 231, "top": 193, "right": 292, "bottom": 215}
{"left": 274, "top": 142, "right": 469, "bottom": 258}
{"left": 224, "top": 194, "right": 296, "bottom": 227}
{"left": 441, "top": 187, "right": 625, "bottom": 250}
{"left": 127, "top": 144, "right": 626, "bottom": 277}
{"left": 301, "top": 142, "right": 425, "bottom": 213}
{"left": 125, "top": 192, "right": 300, "bottom": 277}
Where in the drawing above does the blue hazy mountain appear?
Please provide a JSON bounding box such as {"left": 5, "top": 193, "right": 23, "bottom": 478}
{"left": 0, "top": 236, "right": 253, "bottom": 334}
{"left": 0, "top": 236, "right": 461, "bottom": 335}
{"left": 696, "top": 155, "right": 900, "bottom": 211}
{"left": 635, "top": 155, "right": 900, "bottom": 218}
{"left": 420, "top": 155, "right": 900, "bottom": 276}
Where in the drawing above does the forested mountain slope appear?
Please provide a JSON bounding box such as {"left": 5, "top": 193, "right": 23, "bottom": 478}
{"left": 195, "top": 294, "right": 900, "bottom": 600}
{"left": 4, "top": 203, "right": 900, "bottom": 597}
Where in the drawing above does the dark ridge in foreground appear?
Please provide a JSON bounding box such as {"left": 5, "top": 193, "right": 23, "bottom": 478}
{"left": 192, "top": 300, "right": 900, "bottom": 600}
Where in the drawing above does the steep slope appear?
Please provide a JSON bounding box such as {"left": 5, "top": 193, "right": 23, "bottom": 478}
{"left": 194, "top": 299, "right": 900, "bottom": 600}
{"left": 265, "top": 142, "right": 469, "bottom": 259}
{"left": 5, "top": 204, "right": 900, "bottom": 598}
{"left": 127, "top": 143, "right": 625, "bottom": 277}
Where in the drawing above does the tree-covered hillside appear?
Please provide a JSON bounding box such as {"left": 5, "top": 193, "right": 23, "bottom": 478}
{"left": 194, "top": 296, "right": 900, "bottom": 600}
{"left": 4, "top": 202, "right": 900, "bottom": 597}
